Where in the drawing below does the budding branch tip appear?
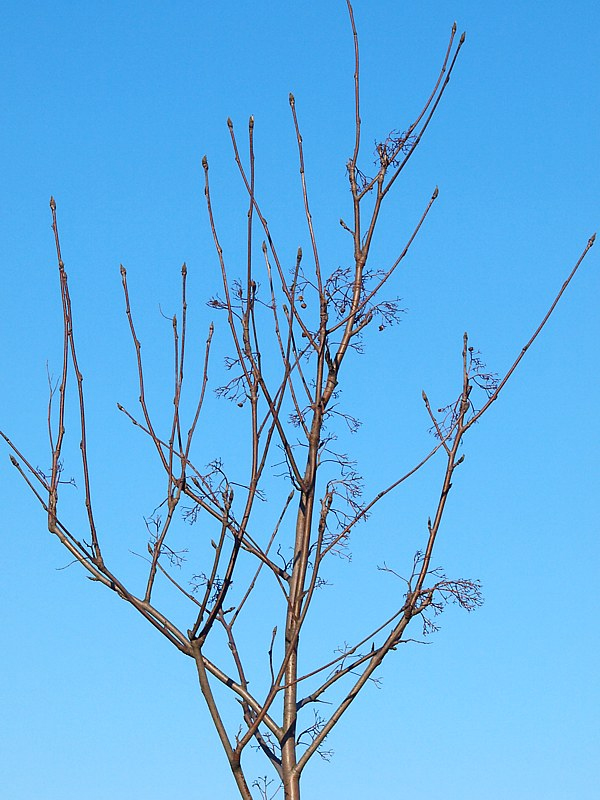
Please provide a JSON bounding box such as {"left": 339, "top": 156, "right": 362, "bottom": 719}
{"left": 289, "top": 92, "right": 295, "bottom": 105}
{"left": 227, "top": 117, "right": 233, "bottom": 128}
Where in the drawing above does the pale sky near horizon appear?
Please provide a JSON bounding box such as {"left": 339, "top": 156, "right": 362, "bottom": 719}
{"left": 1, "top": 2, "right": 598, "bottom": 798}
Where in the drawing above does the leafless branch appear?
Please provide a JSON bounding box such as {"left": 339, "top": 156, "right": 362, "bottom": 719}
{"left": 2, "top": 4, "right": 594, "bottom": 799}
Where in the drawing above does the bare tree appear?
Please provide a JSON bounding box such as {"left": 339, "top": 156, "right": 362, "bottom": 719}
{"left": 1, "top": 3, "right": 595, "bottom": 799}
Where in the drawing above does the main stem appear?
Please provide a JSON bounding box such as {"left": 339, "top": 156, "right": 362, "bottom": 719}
{"left": 281, "top": 406, "right": 323, "bottom": 799}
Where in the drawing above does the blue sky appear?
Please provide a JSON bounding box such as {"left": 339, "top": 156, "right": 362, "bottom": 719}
{"left": 1, "top": 1, "right": 598, "bottom": 798}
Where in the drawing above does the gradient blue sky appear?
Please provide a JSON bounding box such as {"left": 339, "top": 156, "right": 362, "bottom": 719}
{"left": 1, "top": 2, "right": 598, "bottom": 798}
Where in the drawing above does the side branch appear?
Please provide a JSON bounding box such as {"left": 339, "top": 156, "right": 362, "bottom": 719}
{"left": 468, "top": 233, "right": 596, "bottom": 428}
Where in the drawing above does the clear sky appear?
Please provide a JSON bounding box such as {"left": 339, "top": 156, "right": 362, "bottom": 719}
{"left": 1, "top": 1, "right": 598, "bottom": 798}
